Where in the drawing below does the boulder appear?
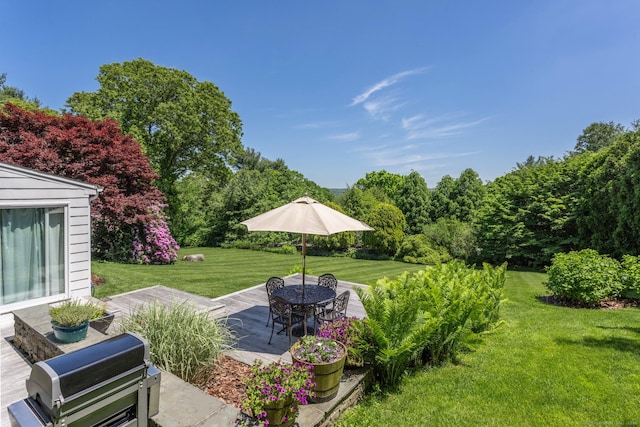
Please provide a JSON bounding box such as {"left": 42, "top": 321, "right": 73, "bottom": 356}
{"left": 182, "top": 254, "right": 205, "bottom": 262}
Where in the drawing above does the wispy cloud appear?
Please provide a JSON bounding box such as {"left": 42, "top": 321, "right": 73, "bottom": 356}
{"left": 295, "top": 121, "right": 339, "bottom": 130}
{"left": 402, "top": 114, "right": 492, "bottom": 140}
{"left": 351, "top": 67, "right": 429, "bottom": 106}
{"left": 328, "top": 131, "right": 361, "bottom": 142}
{"left": 357, "top": 140, "right": 478, "bottom": 169}
{"left": 363, "top": 95, "right": 406, "bottom": 121}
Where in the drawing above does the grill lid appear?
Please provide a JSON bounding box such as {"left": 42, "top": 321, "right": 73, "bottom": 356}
{"left": 27, "top": 332, "right": 149, "bottom": 409}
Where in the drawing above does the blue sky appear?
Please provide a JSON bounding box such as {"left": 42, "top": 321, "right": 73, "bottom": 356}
{"left": 2, "top": 1, "right": 639, "bottom": 188}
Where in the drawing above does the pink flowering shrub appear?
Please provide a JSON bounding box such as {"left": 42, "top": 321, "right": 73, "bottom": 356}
{"left": 132, "top": 205, "right": 180, "bottom": 265}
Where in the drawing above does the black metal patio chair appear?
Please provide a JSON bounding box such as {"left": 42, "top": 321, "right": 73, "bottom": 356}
{"left": 265, "top": 276, "right": 285, "bottom": 326}
{"left": 268, "top": 295, "right": 305, "bottom": 346}
{"left": 316, "top": 290, "right": 350, "bottom": 325}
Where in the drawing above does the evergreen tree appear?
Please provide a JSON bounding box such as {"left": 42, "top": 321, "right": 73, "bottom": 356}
{"left": 396, "top": 170, "right": 430, "bottom": 234}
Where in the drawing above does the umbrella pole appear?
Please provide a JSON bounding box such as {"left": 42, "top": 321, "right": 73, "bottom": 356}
{"left": 302, "top": 233, "right": 307, "bottom": 296}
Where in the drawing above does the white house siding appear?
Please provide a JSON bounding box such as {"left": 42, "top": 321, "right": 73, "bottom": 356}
{"left": 0, "top": 163, "right": 101, "bottom": 312}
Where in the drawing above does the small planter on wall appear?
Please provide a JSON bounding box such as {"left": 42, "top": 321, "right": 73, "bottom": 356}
{"left": 51, "top": 320, "right": 89, "bottom": 343}
{"left": 49, "top": 299, "right": 100, "bottom": 343}
{"left": 90, "top": 310, "right": 114, "bottom": 334}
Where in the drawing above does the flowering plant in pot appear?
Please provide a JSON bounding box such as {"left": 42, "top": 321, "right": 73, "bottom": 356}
{"left": 290, "top": 335, "right": 347, "bottom": 402}
{"left": 316, "top": 317, "right": 375, "bottom": 368}
{"left": 241, "top": 360, "right": 315, "bottom": 427}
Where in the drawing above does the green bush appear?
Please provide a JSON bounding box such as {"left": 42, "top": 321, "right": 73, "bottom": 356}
{"left": 423, "top": 218, "right": 477, "bottom": 260}
{"left": 364, "top": 203, "right": 406, "bottom": 256}
{"left": 287, "top": 264, "right": 312, "bottom": 276}
{"left": 395, "top": 234, "right": 451, "bottom": 265}
{"left": 263, "top": 244, "right": 297, "bottom": 255}
{"left": 545, "top": 249, "right": 624, "bottom": 306}
{"left": 119, "top": 302, "right": 236, "bottom": 386}
{"left": 621, "top": 254, "right": 640, "bottom": 297}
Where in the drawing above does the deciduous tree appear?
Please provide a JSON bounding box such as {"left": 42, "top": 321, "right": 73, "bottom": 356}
{"left": 574, "top": 121, "right": 625, "bottom": 154}
{"left": 66, "top": 58, "right": 244, "bottom": 222}
{"left": 0, "top": 103, "right": 175, "bottom": 263}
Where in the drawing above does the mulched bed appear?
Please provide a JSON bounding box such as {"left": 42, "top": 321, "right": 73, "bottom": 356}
{"left": 537, "top": 295, "right": 640, "bottom": 309}
{"left": 203, "top": 355, "right": 252, "bottom": 409}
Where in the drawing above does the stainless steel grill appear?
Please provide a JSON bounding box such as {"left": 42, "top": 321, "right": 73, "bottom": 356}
{"left": 8, "top": 332, "right": 161, "bottom": 427}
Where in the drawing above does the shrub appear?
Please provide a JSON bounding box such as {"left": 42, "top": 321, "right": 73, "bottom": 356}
{"left": 288, "top": 265, "right": 312, "bottom": 276}
{"left": 423, "top": 218, "right": 477, "bottom": 260}
{"left": 395, "top": 234, "right": 451, "bottom": 265}
{"left": 545, "top": 249, "right": 624, "bottom": 306}
{"left": 132, "top": 205, "right": 180, "bottom": 264}
{"left": 119, "top": 302, "right": 236, "bottom": 386}
{"left": 621, "top": 254, "right": 640, "bottom": 297}
{"left": 263, "top": 245, "right": 297, "bottom": 255}
{"left": 364, "top": 203, "right": 406, "bottom": 256}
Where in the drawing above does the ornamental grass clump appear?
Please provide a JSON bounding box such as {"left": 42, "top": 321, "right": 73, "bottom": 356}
{"left": 291, "top": 335, "right": 345, "bottom": 364}
{"left": 316, "top": 317, "right": 375, "bottom": 367}
{"left": 119, "top": 302, "right": 235, "bottom": 386}
{"left": 242, "top": 360, "right": 315, "bottom": 426}
{"left": 50, "top": 299, "right": 104, "bottom": 327}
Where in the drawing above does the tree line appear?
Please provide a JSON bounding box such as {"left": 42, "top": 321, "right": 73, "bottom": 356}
{"left": 2, "top": 62, "right": 639, "bottom": 268}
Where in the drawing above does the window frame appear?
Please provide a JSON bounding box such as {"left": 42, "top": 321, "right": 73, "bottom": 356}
{"left": 0, "top": 202, "right": 70, "bottom": 312}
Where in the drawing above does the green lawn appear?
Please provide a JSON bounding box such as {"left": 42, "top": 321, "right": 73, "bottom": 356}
{"left": 336, "top": 270, "right": 640, "bottom": 426}
{"left": 91, "top": 247, "right": 427, "bottom": 298}
{"left": 92, "top": 250, "right": 640, "bottom": 425}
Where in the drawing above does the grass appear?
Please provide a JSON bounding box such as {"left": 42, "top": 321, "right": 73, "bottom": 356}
{"left": 91, "top": 247, "right": 427, "bottom": 298}
{"left": 92, "top": 250, "right": 640, "bottom": 425}
{"left": 336, "top": 270, "right": 640, "bottom": 426}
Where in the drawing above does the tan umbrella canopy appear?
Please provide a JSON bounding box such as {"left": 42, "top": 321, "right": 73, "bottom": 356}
{"left": 240, "top": 195, "right": 373, "bottom": 287}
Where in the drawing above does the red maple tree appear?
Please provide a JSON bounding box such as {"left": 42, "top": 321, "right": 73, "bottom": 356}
{"left": 0, "top": 103, "right": 172, "bottom": 262}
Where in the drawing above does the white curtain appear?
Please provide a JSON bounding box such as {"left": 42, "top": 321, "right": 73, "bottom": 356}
{"left": 1, "top": 208, "right": 64, "bottom": 305}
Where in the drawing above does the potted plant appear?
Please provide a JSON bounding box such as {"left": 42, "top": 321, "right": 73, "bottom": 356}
{"left": 316, "top": 317, "right": 375, "bottom": 368}
{"left": 290, "top": 335, "right": 347, "bottom": 402}
{"left": 49, "top": 299, "right": 101, "bottom": 343}
{"left": 88, "top": 302, "right": 114, "bottom": 334}
{"left": 241, "top": 360, "right": 315, "bottom": 427}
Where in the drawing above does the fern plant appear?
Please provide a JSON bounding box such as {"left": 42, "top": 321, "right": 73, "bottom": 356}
{"left": 357, "top": 261, "right": 507, "bottom": 388}
{"left": 356, "top": 273, "right": 436, "bottom": 388}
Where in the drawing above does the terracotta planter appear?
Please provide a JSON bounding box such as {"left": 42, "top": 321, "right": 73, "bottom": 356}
{"left": 51, "top": 320, "right": 89, "bottom": 343}
{"left": 262, "top": 396, "right": 297, "bottom": 427}
{"left": 291, "top": 341, "right": 347, "bottom": 402}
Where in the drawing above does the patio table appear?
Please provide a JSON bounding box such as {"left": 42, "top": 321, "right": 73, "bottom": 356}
{"left": 272, "top": 284, "right": 336, "bottom": 336}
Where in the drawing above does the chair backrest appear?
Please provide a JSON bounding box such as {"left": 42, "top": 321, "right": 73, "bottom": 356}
{"left": 269, "top": 295, "right": 291, "bottom": 320}
{"left": 318, "top": 273, "right": 338, "bottom": 291}
{"left": 333, "top": 290, "right": 350, "bottom": 316}
{"left": 265, "top": 277, "right": 285, "bottom": 296}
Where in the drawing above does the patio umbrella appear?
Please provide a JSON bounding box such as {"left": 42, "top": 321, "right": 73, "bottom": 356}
{"left": 240, "top": 195, "right": 373, "bottom": 289}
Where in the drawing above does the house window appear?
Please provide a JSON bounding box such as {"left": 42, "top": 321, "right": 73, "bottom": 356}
{"left": 0, "top": 207, "right": 66, "bottom": 305}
